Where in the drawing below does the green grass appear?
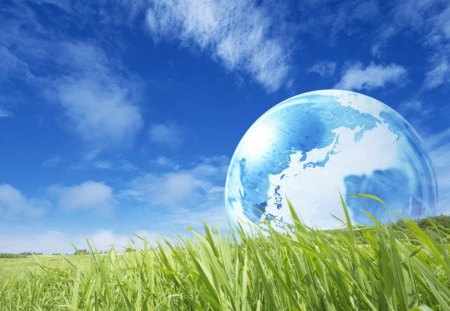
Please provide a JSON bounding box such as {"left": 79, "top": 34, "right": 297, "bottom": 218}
{"left": 1, "top": 202, "right": 449, "bottom": 310}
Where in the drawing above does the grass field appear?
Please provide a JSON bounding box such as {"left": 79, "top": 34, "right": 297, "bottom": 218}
{"left": 1, "top": 201, "right": 449, "bottom": 310}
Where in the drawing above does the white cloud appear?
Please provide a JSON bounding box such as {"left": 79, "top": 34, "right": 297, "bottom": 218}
{"left": 149, "top": 122, "right": 185, "bottom": 149}
{"left": 335, "top": 62, "right": 407, "bottom": 91}
{"left": 125, "top": 169, "right": 214, "bottom": 207}
{"left": 53, "top": 181, "right": 116, "bottom": 214}
{"left": 55, "top": 75, "right": 143, "bottom": 148}
{"left": 121, "top": 156, "right": 229, "bottom": 228}
{"left": 146, "top": 0, "right": 291, "bottom": 92}
{"left": 0, "top": 184, "right": 47, "bottom": 218}
{"left": 52, "top": 42, "right": 143, "bottom": 148}
{"left": 309, "top": 61, "right": 336, "bottom": 77}
{"left": 85, "top": 229, "right": 130, "bottom": 250}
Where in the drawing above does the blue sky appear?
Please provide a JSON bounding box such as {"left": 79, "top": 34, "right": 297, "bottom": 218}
{"left": 0, "top": 0, "right": 449, "bottom": 253}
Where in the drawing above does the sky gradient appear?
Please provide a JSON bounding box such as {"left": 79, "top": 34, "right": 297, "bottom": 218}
{"left": 1, "top": 0, "right": 449, "bottom": 253}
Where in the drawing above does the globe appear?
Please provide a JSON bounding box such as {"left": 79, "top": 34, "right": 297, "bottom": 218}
{"left": 225, "top": 90, "right": 437, "bottom": 230}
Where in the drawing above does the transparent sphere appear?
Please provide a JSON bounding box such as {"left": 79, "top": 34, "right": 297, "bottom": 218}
{"left": 225, "top": 90, "right": 437, "bottom": 230}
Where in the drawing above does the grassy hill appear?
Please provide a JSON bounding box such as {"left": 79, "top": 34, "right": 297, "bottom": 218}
{"left": 0, "top": 211, "right": 449, "bottom": 310}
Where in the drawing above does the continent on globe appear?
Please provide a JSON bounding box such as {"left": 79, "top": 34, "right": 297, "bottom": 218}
{"left": 225, "top": 90, "right": 437, "bottom": 230}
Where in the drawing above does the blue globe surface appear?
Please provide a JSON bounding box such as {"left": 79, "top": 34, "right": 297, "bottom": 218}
{"left": 225, "top": 90, "right": 437, "bottom": 230}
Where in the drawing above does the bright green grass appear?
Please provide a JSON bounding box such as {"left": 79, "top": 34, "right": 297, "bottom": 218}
{"left": 1, "top": 201, "right": 449, "bottom": 310}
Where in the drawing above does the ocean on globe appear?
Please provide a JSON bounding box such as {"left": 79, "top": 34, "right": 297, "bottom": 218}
{"left": 225, "top": 90, "right": 437, "bottom": 230}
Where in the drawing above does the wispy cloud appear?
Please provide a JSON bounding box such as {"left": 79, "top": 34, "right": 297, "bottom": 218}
{"left": 397, "top": 99, "right": 435, "bottom": 128}
{"left": 0, "top": 184, "right": 47, "bottom": 218}
{"left": 41, "top": 155, "right": 62, "bottom": 168}
{"left": 373, "top": 0, "right": 450, "bottom": 89}
{"left": 424, "top": 58, "right": 450, "bottom": 89}
{"left": 296, "top": 0, "right": 380, "bottom": 44}
{"left": 0, "top": 4, "right": 144, "bottom": 149}
{"left": 0, "top": 107, "right": 10, "bottom": 118}
{"left": 0, "top": 45, "right": 30, "bottom": 80}
{"left": 51, "top": 181, "right": 116, "bottom": 214}
{"left": 152, "top": 156, "right": 181, "bottom": 170}
{"left": 50, "top": 41, "right": 143, "bottom": 149}
{"left": 123, "top": 157, "right": 226, "bottom": 207}
{"left": 335, "top": 62, "right": 407, "bottom": 91}
{"left": 37, "top": 0, "right": 149, "bottom": 28}
{"left": 149, "top": 122, "right": 186, "bottom": 149}
{"left": 425, "top": 128, "right": 450, "bottom": 215}
{"left": 55, "top": 74, "right": 143, "bottom": 148}
{"left": 121, "top": 156, "right": 229, "bottom": 229}
{"left": 421, "top": 2, "right": 450, "bottom": 90}
{"left": 146, "top": 0, "right": 291, "bottom": 92}
{"left": 309, "top": 61, "right": 336, "bottom": 77}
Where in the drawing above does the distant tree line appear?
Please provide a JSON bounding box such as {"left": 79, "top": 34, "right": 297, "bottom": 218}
{"left": 0, "top": 252, "right": 43, "bottom": 258}
{"left": 73, "top": 249, "right": 90, "bottom": 255}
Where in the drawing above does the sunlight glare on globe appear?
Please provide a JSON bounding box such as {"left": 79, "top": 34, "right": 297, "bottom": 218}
{"left": 225, "top": 90, "right": 438, "bottom": 230}
{"left": 240, "top": 123, "right": 275, "bottom": 161}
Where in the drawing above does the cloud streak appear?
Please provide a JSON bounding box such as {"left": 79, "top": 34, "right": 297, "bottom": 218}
{"left": 121, "top": 156, "right": 229, "bottom": 229}
{"left": 0, "top": 4, "right": 144, "bottom": 149}
{"left": 52, "top": 181, "right": 116, "bottom": 214}
{"left": 424, "top": 58, "right": 450, "bottom": 89}
{"left": 309, "top": 61, "right": 336, "bottom": 77}
{"left": 149, "top": 122, "right": 185, "bottom": 149}
{"left": 0, "top": 184, "right": 47, "bottom": 218}
{"left": 0, "top": 107, "right": 10, "bottom": 118}
{"left": 50, "top": 41, "right": 144, "bottom": 149}
{"left": 55, "top": 74, "right": 143, "bottom": 148}
{"left": 425, "top": 128, "right": 450, "bottom": 215}
{"left": 373, "top": 0, "right": 450, "bottom": 89}
{"left": 146, "top": 0, "right": 291, "bottom": 92}
{"left": 335, "top": 62, "right": 407, "bottom": 91}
